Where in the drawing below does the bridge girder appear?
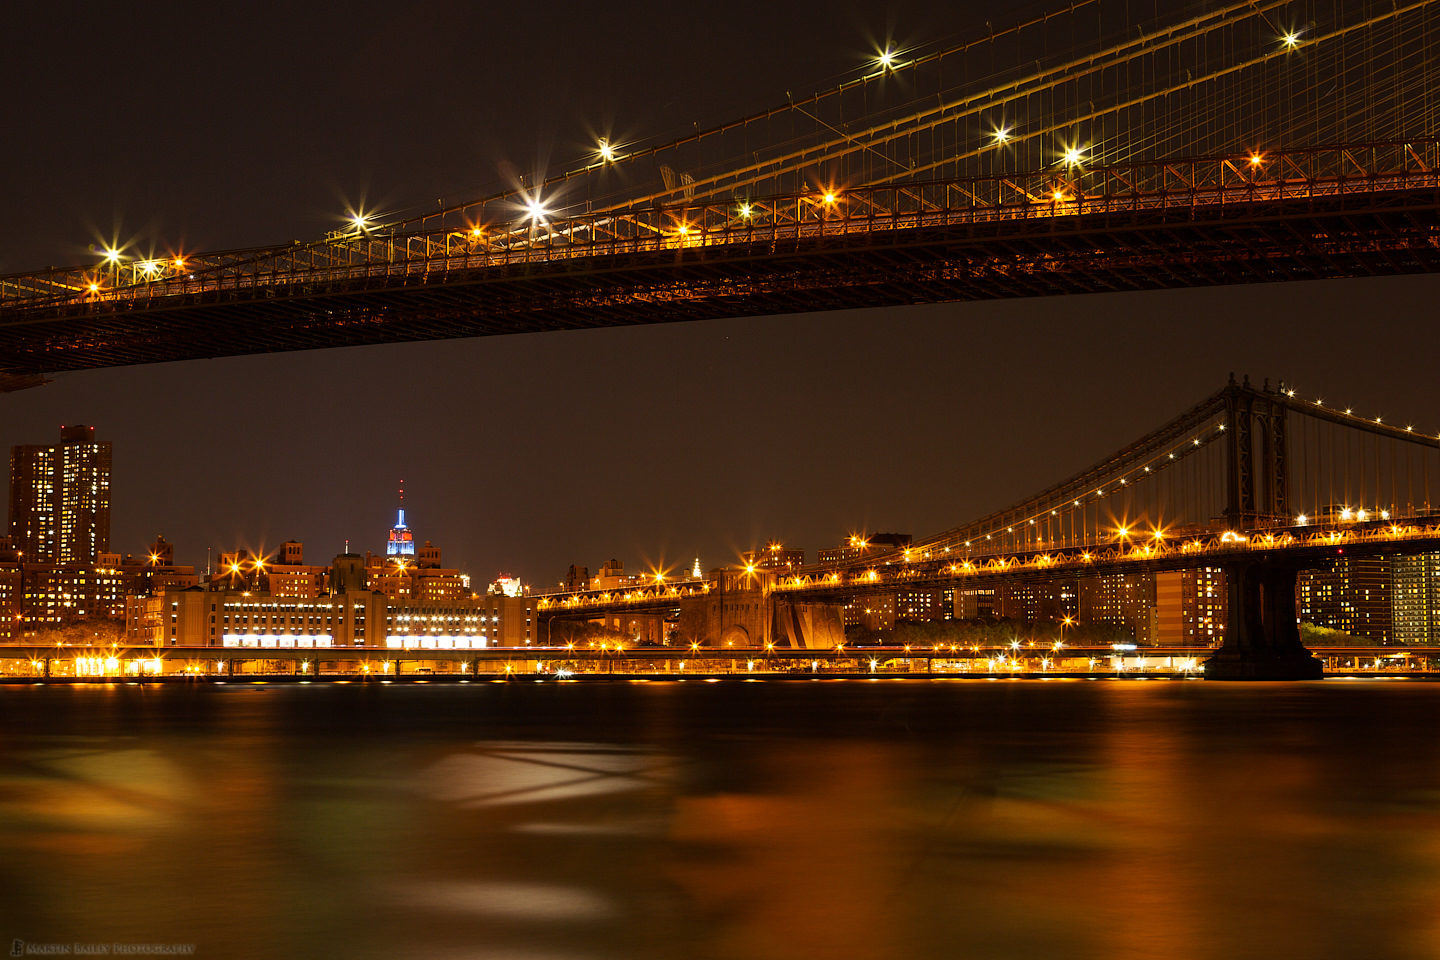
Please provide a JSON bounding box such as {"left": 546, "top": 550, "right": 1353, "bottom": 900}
{"left": 4, "top": 178, "right": 1440, "bottom": 376}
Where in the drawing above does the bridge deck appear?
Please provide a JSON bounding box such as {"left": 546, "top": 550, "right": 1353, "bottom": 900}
{"left": 4, "top": 145, "right": 1440, "bottom": 375}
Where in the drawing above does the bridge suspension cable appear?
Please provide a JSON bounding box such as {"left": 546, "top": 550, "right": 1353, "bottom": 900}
{"left": 816, "top": 378, "right": 1440, "bottom": 572}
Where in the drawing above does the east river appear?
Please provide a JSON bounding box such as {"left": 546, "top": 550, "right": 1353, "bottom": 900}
{"left": 1, "top": 678, "right": 1439, "bottom": 959}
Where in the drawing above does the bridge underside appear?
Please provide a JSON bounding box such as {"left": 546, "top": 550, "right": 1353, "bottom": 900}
{"left": 5, "top": 185, "right": 1440, "bottom": 375}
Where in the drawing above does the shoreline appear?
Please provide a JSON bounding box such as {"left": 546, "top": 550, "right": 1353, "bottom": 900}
{"left": 0, "top": 670, "right": 1430, "bottom": 685}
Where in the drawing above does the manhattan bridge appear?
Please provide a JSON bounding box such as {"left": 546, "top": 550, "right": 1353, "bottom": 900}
{"left": 4, "top": 0, "right": 1440, "bottom": 677}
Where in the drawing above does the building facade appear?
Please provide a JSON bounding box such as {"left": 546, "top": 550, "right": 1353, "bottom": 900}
{"left": 0, "top": 533, "right": 195, "bottom": 641}
{"left": 1391, "top": 552, "right": 1440, "bottom": 644}
{"left": 818, "top": 533, "right": 912, "bottom": 566}
{"left": 1078, "top": 572, "right": 1157, "bottom": 644}
{"left": 1154, "top": 566, "right": 1227, "bottom": 646}
{"left": 126, "top": 587, "right": 539, "bottom": 649}
{"left": 1297, "top": 556, "right": 1393, "bottom": 641}
{"left": 741, "top": 542, "right": 805, "bottom": 573}
{"left": 9, "top": 424, "right": 112, "bottom": 565}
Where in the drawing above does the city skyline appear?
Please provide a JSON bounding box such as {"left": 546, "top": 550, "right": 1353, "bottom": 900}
{"left": 6, "top": 3, "right": 1440, "bottom": 956}
{"left": 4, "top": 297, "right": 1437, "bottom": 588}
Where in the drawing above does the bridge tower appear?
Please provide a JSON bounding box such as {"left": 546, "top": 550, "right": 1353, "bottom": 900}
{"left": 1204, "top": 558, "right": 1321, "bottom": 680}
{"left": 1208, "top": 377, "right": 1321, "bottom": 680}
{"left": 1222, "top": 375, "right": 1289, "bottom": 528}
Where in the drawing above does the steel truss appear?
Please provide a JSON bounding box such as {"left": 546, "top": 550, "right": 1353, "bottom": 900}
{"left": 3, "top": 141, "right": 1440, "bottom": 376}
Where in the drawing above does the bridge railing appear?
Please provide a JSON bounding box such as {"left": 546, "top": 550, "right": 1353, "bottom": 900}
{"left": 5, "top": 140, "right": 1440, "bottom": 314}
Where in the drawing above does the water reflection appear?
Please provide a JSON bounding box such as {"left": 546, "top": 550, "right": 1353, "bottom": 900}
{"left": 0, "top": 682, "right": 1437, "bottom": 959}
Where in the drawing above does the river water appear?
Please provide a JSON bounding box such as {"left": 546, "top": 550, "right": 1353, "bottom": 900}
{"left": 0, "top": 678, "right": 1437, "bottom": 959}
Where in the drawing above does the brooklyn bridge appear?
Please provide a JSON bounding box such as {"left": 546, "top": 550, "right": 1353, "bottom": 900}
{"left": 3, "top": 0, "right": 1440, "bottom": 677}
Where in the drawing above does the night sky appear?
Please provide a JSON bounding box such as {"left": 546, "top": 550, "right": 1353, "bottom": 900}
{"left": 3, "top": 1, "right": 1436, "bottom": 587}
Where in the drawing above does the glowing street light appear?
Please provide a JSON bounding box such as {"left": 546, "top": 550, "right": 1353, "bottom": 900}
{"left": 876, "top": 48, "right": 896, "bottom": 70}
{"left": 1281, "top": 31, "right": 1301, "bottom": 49}
{"left": 525, "top": 196, "right": 548, "bottom": 221}
{"left": 992, "top": 126, "right": 1012, "bottom": 145}
{"left": 597, "top": 138, "right": 615, "bottom": 162}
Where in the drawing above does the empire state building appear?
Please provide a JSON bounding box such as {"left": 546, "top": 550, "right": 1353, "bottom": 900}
{"left": 386, "top": 483, "right": 415, "bottom": 557}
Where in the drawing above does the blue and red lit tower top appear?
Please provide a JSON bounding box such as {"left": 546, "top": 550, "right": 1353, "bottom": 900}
{"left": 386, "top": 481, "right": 415, "bottom": 557}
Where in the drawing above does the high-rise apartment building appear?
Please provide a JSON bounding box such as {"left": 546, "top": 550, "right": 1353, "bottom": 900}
{"left": 1079, "top": 572, "right": 1157, "bottom": 644}
{"left": 897, "top": 587, "right": 954, "bottom": 623}
{"left": 1391, "top": 552, "right": 1440, "bottom": 644}
{"left": 9, "top": 425, "right": 112, "bottom": 564}
{"left": 1297, "top": 556, "right": 1392, "bottom": 641}
{"left": 1155, "top": 566, "right": 1227, "bottom": 645}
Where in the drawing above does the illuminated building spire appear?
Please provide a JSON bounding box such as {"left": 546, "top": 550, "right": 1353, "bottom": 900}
{"left": 386, "top": 480, "right": 415, "bottom": 557}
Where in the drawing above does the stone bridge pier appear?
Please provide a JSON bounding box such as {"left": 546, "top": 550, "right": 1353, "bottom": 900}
{"left": 677, "top": 568, "right": 845, "bottom": 649}
{"left": 1203, "top": 559, "right": 1323, "bottom": 680}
